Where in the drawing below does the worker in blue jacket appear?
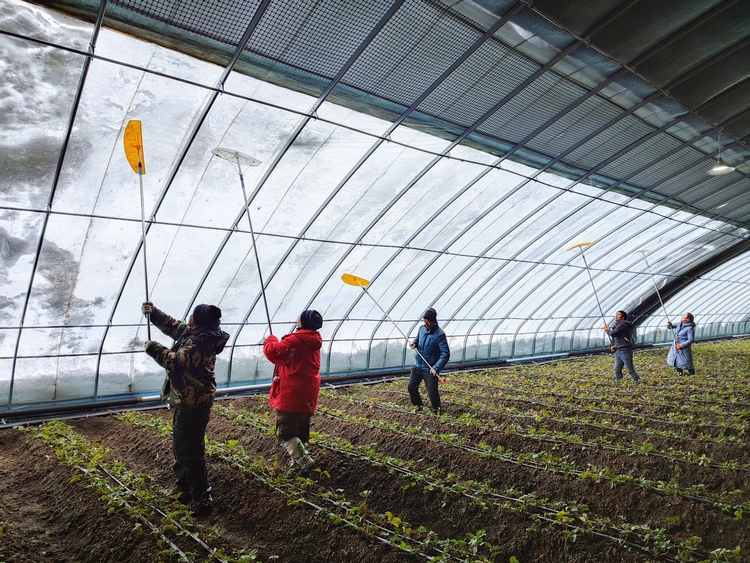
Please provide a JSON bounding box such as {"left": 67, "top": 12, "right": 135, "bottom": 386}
{"left": 408, "top": 308, "right": 450, "bottom": 414}
{"left": 604, "top": 310, "right": 640, "bottom": 384}
{"left": 667, "top": 313, "right": 696, "bottom": 375}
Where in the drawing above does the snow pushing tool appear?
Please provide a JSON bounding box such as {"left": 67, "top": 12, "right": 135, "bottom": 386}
{"left": 568, "top": 242, "right": 610, "bottom": 337}
{"left": 124, "top": 120, "right": 151, "bottom": 340}
{"left": 341, "top": 273, "right": 441, "bottom": 378}
{"left": 636, "top": 250, "right": 676, "bottom": 335}
{"left": 211, "top": 147, "right": 272, "bottom": 336}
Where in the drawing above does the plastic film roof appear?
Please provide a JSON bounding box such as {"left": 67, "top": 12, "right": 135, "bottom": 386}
{"left": 1, "top": 0, "right": 749, "bottom": 411}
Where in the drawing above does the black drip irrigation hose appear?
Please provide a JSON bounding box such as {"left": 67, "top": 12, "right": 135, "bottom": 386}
{"left": 53, "top": 432, "right": 224, "bottom": 562}
{"left": 320, "top": 401, "right": 748, "bottom": 513}
{"left": 227, "top": 407, "right": 687, "bottom": 562}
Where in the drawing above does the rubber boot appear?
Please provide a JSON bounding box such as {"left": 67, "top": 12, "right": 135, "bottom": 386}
{"left": 281, "top": 437, "right": 315, "bottom": 471}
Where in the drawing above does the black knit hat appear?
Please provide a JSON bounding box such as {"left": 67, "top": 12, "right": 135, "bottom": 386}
{"left": 193, "top": 304, "right": 222, "bottom": 327}
{"left": 300, "top": 309, "right": 323, "bottom": 330}
{"left": 423, "top": 308, "right": 437, "bottom": 323}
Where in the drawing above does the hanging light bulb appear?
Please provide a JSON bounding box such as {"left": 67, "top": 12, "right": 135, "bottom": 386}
{"left": 708, "top": 131, "right": 735, "bottom": 176}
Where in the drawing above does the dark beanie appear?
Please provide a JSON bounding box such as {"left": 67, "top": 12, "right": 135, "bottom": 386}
{"left": 193, "top": 304, "right": 221, "bottom": 327}
{"left": 300, "top": 309, "right": 323, "bottom": 330}
{"left": 423, "top": 308, "right": 437, "bottom": 323}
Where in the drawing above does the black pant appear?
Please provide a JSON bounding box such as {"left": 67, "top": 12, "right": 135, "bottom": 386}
{"left": 407, "top": 367, "right": 441, "bottom": 411}
{"left": 172, "top": 402, "right": 212, "bottom": 500}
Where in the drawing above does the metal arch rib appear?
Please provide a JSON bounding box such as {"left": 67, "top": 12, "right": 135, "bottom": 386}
{"left": 230, "top": 1, "right": 528, "bottom": 376}
{"left": 7, "top": 0, "right": 109, "bottom": 410}
{"left": 92, "top": 0, "right": 273, "bottom": 397}
{"left": 629, "top": 239, "right": 750, "bottom": 326}
{"left": 215, "top": 0, "right": 408, "bottom": 383}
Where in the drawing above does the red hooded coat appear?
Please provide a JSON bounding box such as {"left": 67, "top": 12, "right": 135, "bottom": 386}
{"left": 264, "top": 329, "right": 322, "bottom": 413}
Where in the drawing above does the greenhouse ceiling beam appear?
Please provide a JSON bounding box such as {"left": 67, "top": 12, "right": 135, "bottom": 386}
{"left": 490, "top": 111, "right": 750, "bottom": 346}
{"left": 523, "top": 0, "right": 750, "bottom": 152}
{"left": 371, "top": 118, "right": 740, "bottom": 366}
{"left": 355, "top": 39, "right": 587, "bottom": 369}
{"left": 218, "top": 0, "right": 409, "bottom": 383}
{"left": 358, "top": 0, "right": 715, "bottom": 365}
{"left": 208, "top": 2, "right": 530, "bottom": 376}
{"left": 92, "top": 0, "right": 274, "bottom": 397}
{"left": 557, "top": 156, "right": 747, "bottom": 345}
{"left": 464, "top": 129, "right": 748, "bottom": 353}
{"left": 661, "top": 259, "right": 750, "bottom": 332}
{"left": 629, "top": 238, "right": 750, "bottom": 326}
{"left": 496, "top": 1, "right": 732, "bottom": 165}
{"left": 7, "top": 0, "right": 109, "bottom": 410}
{"left": 562, "top": 176, "right": 745, "bottom": 337}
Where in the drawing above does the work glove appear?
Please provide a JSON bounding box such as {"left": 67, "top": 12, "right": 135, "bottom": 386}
{"left": 429, "top": 368, "right": 437, "bottom": 376}
{"left": 675, "top": 343, "right": 682, "bottom": 350}
{"left": 409, "top": 341, "right": 417, "bottom": 349}
{"left": 142, "top": 302, "right": 154, "bottom": 315}
{"left": 603, "top": 325, "right": 610, "bottom": 331}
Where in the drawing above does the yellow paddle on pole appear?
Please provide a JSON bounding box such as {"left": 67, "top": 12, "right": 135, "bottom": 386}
{"left": 341, "top": 273, "right": 439, "bottom": 376}
{"left": 124, "top": 120, "right": 150, "bottom": 339}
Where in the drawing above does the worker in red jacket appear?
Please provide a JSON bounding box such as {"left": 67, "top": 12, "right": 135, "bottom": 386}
{"left": 263, "top": 309, "right": 323, "bottom": 471}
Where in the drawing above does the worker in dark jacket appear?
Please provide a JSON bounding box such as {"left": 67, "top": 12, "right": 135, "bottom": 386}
{"left": 604, "top": 310, "right": 640, "bottom": 384}
{"left": 667, "top": 313, "right": 696, "bottom": 375}
{"left": 408, "top": 308, "right": 450, "bottom": 414}
{"left": 142, "top": 301, "right": 229, "bottom": 515}
{"left": 263, "top": 310, "right": 323, "bottom": 472}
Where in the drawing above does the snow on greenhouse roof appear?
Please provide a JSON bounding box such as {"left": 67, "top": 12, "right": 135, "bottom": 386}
{"left": 1, "top": 0, "right": 749, "bottom": 412}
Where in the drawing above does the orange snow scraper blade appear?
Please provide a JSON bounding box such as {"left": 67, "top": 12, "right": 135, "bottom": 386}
{"left": 124, "top": 120, "right": 146, "bottom": 174}
{"left": 341, "top": 273, "right": 371, "bottom": 287}
{"left": 567, "top": 241, "right": 594, "bottom": 251}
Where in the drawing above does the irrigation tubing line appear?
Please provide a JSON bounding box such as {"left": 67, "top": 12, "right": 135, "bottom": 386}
{"left": 321, "top": 405, "right": 744, "bottom": 515}
{"left": 225, "top": 407, "right": 683, "bottom": 561}
{"left": 76, "top": 465, "right": 190, "bottom": 561}
{"left": 316, "top": 411, "right": 686, "bottom": 561}
{"left": 449, "top": 379, "right": 748, "bottom": 429}
{"left": 95, "top": 463, "right": 223, "bottom": 561}
{"left": 435, "top": 393, "right": 750, "bottom": 473}
{"left": 375, "top": 385, "right": 747, "bottom": 446}
{"left": 317, "top": 442, "right": 681, "bottom": 561}
{"left": 218, "top": 451, "right": 441, "bottom": 561}
{"left": 61, "top": 433, "right": 228, "bottom": 563}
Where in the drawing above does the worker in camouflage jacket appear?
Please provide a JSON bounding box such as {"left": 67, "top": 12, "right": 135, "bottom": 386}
{"left": 142, "top": 301, "right": 229, "bottom": 516}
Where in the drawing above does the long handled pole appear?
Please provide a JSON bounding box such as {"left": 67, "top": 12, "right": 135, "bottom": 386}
{"left": 124, "top": 120, "right": 150, "bottom": 339}
{"left": 569, "top": 242, "right": 607, "bottom": 327}
{"left": 637, "top": 250, "right": 676, "bottom": 335}
{"left": 341, "top": 273, "right": 434, "bottom": 371}
{"left": 211, "top": 148, "right": 272, "bottom": 336}
{"left": 138, "top": 161, "right": 151, "bottom": 340}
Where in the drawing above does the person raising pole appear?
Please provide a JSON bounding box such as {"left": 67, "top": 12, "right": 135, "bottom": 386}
{"left": 263, "top": 310, "right": 323, "bottom": 472}
{"left": 604, "top": 310, "right": 640, "bottom": 384}
{"left": 142, "top": 301, "right": 229, "bottom": 515}
{"left": 667, "top": 313, "right": 696, "bottom": 375}
{"left": 408, "top": 308, "right": 450, "bottom": 414}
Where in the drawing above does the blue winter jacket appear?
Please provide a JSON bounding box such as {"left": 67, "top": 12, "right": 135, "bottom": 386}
{"left": 412, "top": 324, "right": 450, "bottom": 373}
{"left": 667, "top": 321, "right": 695, "bottom": 370}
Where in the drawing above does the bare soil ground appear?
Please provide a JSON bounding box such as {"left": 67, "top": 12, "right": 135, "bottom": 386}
{"left": 1, "top": 339, "right": 748, "bottom": 562}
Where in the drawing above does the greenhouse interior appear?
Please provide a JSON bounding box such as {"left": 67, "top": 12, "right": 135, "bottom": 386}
{"left": 2, "top": 0, "right": 750, "bottom": 418}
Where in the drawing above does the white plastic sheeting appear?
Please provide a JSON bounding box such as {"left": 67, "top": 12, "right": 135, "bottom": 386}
{"left": 1, "top": 0, "right": 748, "bottom": 409}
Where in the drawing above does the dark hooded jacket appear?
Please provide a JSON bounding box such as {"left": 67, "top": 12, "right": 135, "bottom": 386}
{"left": 607, "top": 320, "right": 635, "bottom": 351}
{"left": 145, "top": 306, "right": 229, "bottom": 410}
{"left": 264, "top": 329, "right": 322, "bottom": 414}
